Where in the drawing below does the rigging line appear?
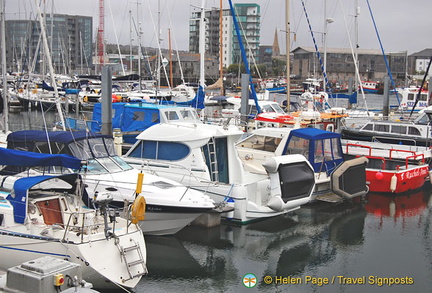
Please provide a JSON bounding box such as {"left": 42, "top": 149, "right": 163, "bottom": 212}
{"left": 228, "top": 0, "right": 261, "bottom": 113}
{"left": 167, "top": 0, "right": 186, "bottom": 85}
{"left": 337, "top": 0, "right": 369, "bottom": 111}
{"left": 299, "top": 0, "right": 333, "bottom": 100}
{"left": 365, "top": 0, "right": 400, "bottom": 105}
{"left": 107, "top": 0, "right": 126, "bottom": 76}
{"left": 145, "top": 0, "right": 172, "bottom": 90}
{"left": 409, "top": 55, "right": 432, "bottom": 118}
{"left": 233, "top": 4, "right": 262, "bottom": 80}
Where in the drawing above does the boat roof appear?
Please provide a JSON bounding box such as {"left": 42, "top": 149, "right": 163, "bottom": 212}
{"left": 289, "top": 127, "right": 341, "bottom": 140}
{"left": 0, "top": 148, "right": 81, "bottom": 169}
{"left": 7, "top": 130, "right": 111, "bottom": 145}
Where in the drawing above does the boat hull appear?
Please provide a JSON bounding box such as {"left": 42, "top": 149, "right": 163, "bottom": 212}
{"left": 139, "top": 205, "right": 213, "bottom": 235}
{"left": 0, "top": 227, "right": 146, "bottom": 289}
{"left": 366, "top": 165, "right": 429, "bottom": 193}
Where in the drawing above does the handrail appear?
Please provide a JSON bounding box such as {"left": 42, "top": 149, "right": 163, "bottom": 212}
{"left": 62, "top": 210, "right": 99, "bottom": 243}
{"left": 389, "top": 149, "right": 416, "bottom": 160}
{"left": 345, "top": 143, "right": 372, "bottom": 156}
{"left": 405, "top": 154, "right": 425, "bottom": 168}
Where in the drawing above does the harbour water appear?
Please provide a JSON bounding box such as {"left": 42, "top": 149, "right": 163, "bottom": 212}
{"left": 135, "top": 189, "right": 432, "bottom": 293}
{"left": 4, "top": 94, "right": 432, "bottom": 293}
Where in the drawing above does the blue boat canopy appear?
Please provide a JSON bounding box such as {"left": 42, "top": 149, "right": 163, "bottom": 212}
{"left": 284, "top": 128, "right": 344, "bottom": 175}
{"left": 0, "top": 147, "right": 82, "bottom": 169}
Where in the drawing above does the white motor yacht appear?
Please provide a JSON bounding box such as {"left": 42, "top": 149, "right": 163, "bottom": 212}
{"left": 5, "top": 131, "right": 216, "bottom": 235}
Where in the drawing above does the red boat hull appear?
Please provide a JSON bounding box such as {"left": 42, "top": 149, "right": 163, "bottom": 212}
{"left": 367, "top": 166, "right": 429, "bottom": 193}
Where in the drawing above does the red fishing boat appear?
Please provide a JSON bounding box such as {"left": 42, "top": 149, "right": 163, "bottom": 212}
{"left": 344, "top": 143, "right": 430, "bottom": 194}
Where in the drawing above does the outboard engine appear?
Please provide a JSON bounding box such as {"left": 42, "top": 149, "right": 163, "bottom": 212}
{"left": 263, "top": 154, "right": 315, "bottom": 212}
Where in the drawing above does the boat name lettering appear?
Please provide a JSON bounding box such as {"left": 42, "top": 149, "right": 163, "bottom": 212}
{"left": 147, "top": 206, "right": 163, "bottom": 212}
{"left": 399, "top": 167, "right": 428, "bottom": 180}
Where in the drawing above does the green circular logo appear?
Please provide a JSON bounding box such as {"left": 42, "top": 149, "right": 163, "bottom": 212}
{"left": 243, "top": 273, "right": 257, "bottom": 288}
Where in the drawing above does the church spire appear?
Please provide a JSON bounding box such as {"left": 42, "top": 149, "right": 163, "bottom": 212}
{"left": 272, "top": 28, "right": 280, "bottom": 56}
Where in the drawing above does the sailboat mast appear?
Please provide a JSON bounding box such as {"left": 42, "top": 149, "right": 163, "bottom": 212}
{"left": 168, "top": 28, "right": 173, "bottom": 87}
{"left": 219, "top": 0, "right": 224, "bottom": 95}
{"left": 34, "top": 0, "right": 65, "bottom": 130}
{"left": 199, "top": 0, "right": 206, "bottom": 88}
{"left": 1, "top": 0, "right": 8, "bottom": 133}
{"left": 354, "top": 0, "right": 359, "bottom": 91}
{"left": 285, "top": 0, "right": 291, "bottom": 112}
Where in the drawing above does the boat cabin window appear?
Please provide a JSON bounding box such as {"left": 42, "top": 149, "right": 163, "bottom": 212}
{"left": 414, "top": 112, "right": 432, "bottom": 125}
{"left": 34, "top": 141, "right": 63, "bottom": 154}
{"left": 375, "top": 124, "right": 389, "bottom": 132}
{"left": 69, "top": 137, "right": 116, "bottom": 159}
{"left": 407, "top": 93, "right": 415, "bottom": 101}
{"left": 314, "top": 138, "right": 342, "bottom": 163}
{"left": 127, "top": 140, "right": 190, "bottom": 161}
{"left": 180, "top": 109, "right": 198, "bottom": 121}
{"left": 363, "top": 123, "right": 373, "bottom": 131}
{"left": 0, "top": 214, "right": 3, "bottom": 226}
{"left": 165, "top": 111, "right": 180, "bottom": 121}
{"left": 391, "top": 125, "right": 407, "bottom": 134}
{"left": 419, "top": 93, "right": 428, "bottom": 101}
{"left": 285, "top": 136, "right": 310, "bottom": 157}
{"left": 132, "top": 111, "right": 145, "bottom": 121}
{"left": 237, "top": 135, "right": 281, "bottom": 152}
{"left": 408, "top": 127, "right": 421, "bottom": 136}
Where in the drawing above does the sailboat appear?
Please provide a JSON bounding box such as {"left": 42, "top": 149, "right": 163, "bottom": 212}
{"left": 0, "top": 148, "right": 147, "bottom": 289}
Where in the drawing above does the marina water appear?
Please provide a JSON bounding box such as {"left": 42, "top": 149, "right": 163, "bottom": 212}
{"left": 5, "top": 94, "right": 432, "bottom": 293}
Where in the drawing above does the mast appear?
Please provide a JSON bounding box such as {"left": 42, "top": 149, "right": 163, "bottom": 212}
{"left": 285, "top": 0, "right": 290, "bottom": 112}
{"left": 168, "top": 28, "right": 173, "bottom": 87}
{"left": 219, "top": 0, "right": 224, "bottom": 95}
{"left": 129, "top": 10, "right": 133, "bottom": 74}
{"left": 97, "top": 0, "right": 105, "bottom": 72}
{"left": 137, "top": 2, "right": 142, "bottom": 92}
{"left": 34, "top": 0, "right": 65, "bottom": 130}
{"left": 1, "top": 0, "right": 8, "bottom": 133}
{"left": 199, "top": 0, "right": 206, "bottom": 88}
{"left": 228, "top": 0, "right": 260, "bottom": 113}
{"left": 354, "top": 0, "right": 359, "bottom": 92}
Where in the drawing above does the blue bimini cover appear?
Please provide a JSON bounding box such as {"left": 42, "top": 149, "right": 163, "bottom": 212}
{"left": 0, "top": 147, "right": 82, "bottom": 169}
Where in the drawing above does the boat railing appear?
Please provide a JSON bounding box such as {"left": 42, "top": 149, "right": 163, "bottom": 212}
{"left": 62, "top": 209, "right": 102, "bottom": 243}
{"left": 372, "top": 135, "right": 419, "bottom": 146}
{"left": 346, "top": 142, "right": 426, "bottom": 162}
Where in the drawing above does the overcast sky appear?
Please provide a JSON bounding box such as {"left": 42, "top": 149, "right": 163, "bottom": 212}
{"left": 5, "top": 0, "right": 432, "bottom": 55}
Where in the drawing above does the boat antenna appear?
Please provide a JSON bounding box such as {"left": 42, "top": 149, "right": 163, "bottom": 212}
{"left": 409, "top": 55, "right": 432, "bottom": 118}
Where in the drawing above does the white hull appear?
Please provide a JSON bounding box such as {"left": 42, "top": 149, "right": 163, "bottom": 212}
{"left": 139, "top": 211, "right": 203, "bottom": 235}
{"left": 0, "top": 227, "right": 145, "bottom": 289}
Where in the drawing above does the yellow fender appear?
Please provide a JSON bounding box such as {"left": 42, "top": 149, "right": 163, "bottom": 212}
{"left": 131, "top": 194, "right": 146, "bottom": 224}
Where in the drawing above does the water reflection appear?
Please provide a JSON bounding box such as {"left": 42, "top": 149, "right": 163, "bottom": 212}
{"left": 365, "top": 189, "right": 430, "bottom": 220}
{"left": 137, "top": 200, "right": 371, "bottom": 292}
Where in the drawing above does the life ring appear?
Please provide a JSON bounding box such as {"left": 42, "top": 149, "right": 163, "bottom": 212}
{"left": 130, "top": 194, "right": 146, "bottom": 224}
{"left": 83, "top": 96, "right": 88, "bottom": 102}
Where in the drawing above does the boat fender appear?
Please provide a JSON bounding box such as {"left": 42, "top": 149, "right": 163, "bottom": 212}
{"left": 131, "top": 194, "right": 146, "bottom": 224}
{"left": 390, "top": 174, "right": 397, "bottom": 193}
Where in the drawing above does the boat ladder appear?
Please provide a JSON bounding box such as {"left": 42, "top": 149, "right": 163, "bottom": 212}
{"left": 119, "top": 239, "right": 148, "bottom": 282}
{"left": 207, "top": 137, "right": 219, "bottom": 182}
